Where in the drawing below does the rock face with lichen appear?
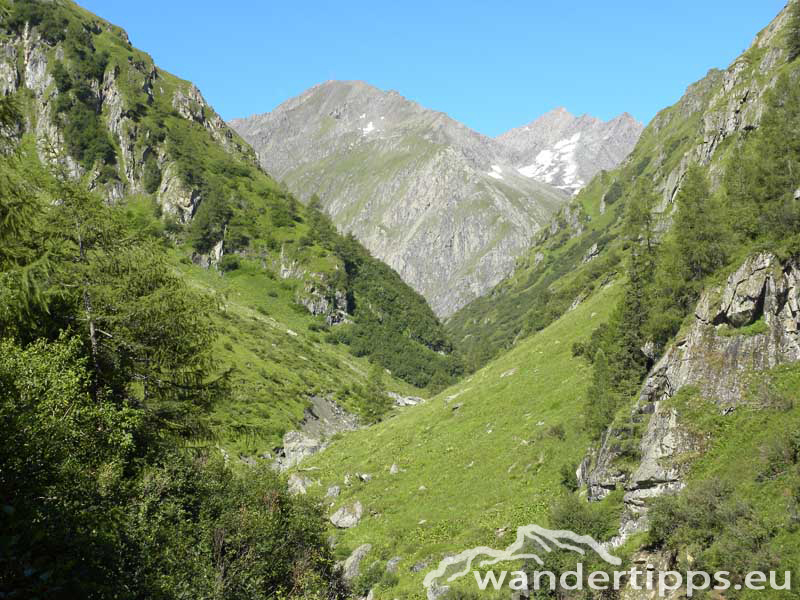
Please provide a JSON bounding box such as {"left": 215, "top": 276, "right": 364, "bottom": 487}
{"left": 582, "top": 253, "right": 800, "bottom": 545}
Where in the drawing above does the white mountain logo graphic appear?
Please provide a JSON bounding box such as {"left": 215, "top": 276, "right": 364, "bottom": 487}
{"left": 422, "top": 524, "right": 621, "bottom": 591}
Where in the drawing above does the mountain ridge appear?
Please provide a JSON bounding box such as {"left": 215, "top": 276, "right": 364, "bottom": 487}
{"left": 231, "top": 79, "right": 570, "bottom": 316}
{"left": 231, "top": 80, "right": 641, "bottom": 316}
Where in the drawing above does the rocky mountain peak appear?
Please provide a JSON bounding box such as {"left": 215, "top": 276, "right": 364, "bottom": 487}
{"left": 496, "top": 108, "right": 644, "bottom": 195}
{"left": 231, "top": 80, "right": 571, "bottom": 317}
{"left": 231, "top": 82, "right": 641, "bottom": 316}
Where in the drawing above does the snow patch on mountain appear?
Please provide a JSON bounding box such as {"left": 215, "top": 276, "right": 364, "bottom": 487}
{"left": 487, "top": 164, "right": 504, "bottom": 180}
{"left": 518, "top": 133, "right": 583, "bottom": 193}
{"left": 499, "top": 109, "right": 643, "bottom": 196}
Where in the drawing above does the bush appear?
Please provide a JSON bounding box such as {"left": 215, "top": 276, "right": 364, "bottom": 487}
{"left": 142, "top": 153, "right": 162, "bottom": 194}
{"left": 648, "top": 478, "right": 777, "bottom": 577}
{"left": 559, "top": 462, "right": 579, "bottom": 491}
{"left": 547, "top": 423, "right": 566, "bottom": 440}
{"left": 219, "top": 254, "right": 240, "bottom": 272}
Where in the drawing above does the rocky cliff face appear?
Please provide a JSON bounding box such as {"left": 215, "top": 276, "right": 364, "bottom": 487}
{"left": 0, "top": 11, "right": 256, "bottom": 223}
{"left": 582, "top": 253, "right": 800, "bottom": 545}
{"left": 231, "top": 81, "right": 579, "bottom": 316}
{"left": 496, "top": 108, "right": 643, "bottom": 195}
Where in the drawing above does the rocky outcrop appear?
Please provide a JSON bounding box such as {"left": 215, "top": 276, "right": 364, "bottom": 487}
{"left": 297, "top": 281, "right": 350, "bottom": 325}
{"left": 272, "top": 395, "right": 358, "bottom": 471}
{"left": 0, "top": 18, "right": 256, "bottom": 224}
{"left": 172, "top": 84, "right": 254, "bottom": 159}
{"left": 619, "top": 550, "right": 683, "bottom": 600}
{"left": 649, "top": 5, "right": 790, "bottom": 211}
{"left": 273, "top": 431, "right": 324, "bottom": 473}
{"left": 342, "top": 543, "right": 372, "bottom": 581}
{"left": 387, "top": 391, "right": 424, "bottom": 407}
{"left": 287, "top": 473, "right": 314, "bottom": 495}
{"left": 583, "top": 253, "right": 800, "bottom": 544}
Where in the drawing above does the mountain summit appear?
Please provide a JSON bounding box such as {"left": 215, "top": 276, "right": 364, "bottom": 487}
{"left": 231, "top": 82, "right": 640, "bottom": 316}
{"left": 496, "top": 107, "right": 644, "bottom": 195}
{"left": 231, "top": 80, "right": 569, "bottom": 316}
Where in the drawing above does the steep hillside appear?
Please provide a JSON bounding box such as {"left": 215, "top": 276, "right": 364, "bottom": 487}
{"left": 448, "top": 3, "right": 792, "bottom": 371}
{"left": 496, "top": 107, "right": 643, "bottom": 195}
{"left": 231, "top": 81, "right": 573, "bottom": 317}
{"left": 0, "top": 0, "right": 460, "bottom": 454}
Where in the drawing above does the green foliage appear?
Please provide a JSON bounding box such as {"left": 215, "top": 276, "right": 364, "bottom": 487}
{"left": 529, "top": 491, "right": 625, "bottom": 597}
{"left": 647, "top": 166, "right": 729, "bottom": 347}
{"left": 448, "top": 228, "right": 620, "bottom": 373}
{"left": 549, "top": 491, "right": 622, "bottom": 542}
{"left": 125, "top": 454, "right": 346, "bottom": 600}
{"left": 724, "top": 72, "right": 800, "bottom": 249}
{"left": 41, "top": 178, "right": 227, "bottom": 432}
{"left": 142, "top": 152, "right": 162, "bottom": 193}
{"left": 351, "top": 560, "right": 391, "bottom": 596}
{"left": 641, "top": 365, "right": 800, "bottom": 594}
{"left": 0, "top": 101, "right": 52, "bottom": 332}
{"left": 559, "top": 462, "right": 579, "bottom": 492}
{"left": 362, "top": 362, "right": 392, "bottom": 422}
{"left": 46, "top": 17, "right": 116, "bottom": 173}
{"left": 788, "top": 0, "right": 800, "bottom": 62}
{"left": 61, "top": 101, "right": 117, "bottom": 170}
{"left": 581, "top": 182, "right": 656, "bottom": 439}
{"left": 5, "top": 0, "right": 69, "bottom": 43}
{"left": 584, "top": 348, "right": 617, "bottom": 438}
{"left": 0, "top": 138, "right": 344, "bottom": 600}
{"left": 0, "top": 335, "right": 143, "bottom": 599}
{"left": 673, "top": 167, "right": 728, "bottom": 281}
{"left": 648, "top": 479, "right": 778, "bottom": 580}
{"left": 219, "top": 253, "right": 241, "bottom": 272}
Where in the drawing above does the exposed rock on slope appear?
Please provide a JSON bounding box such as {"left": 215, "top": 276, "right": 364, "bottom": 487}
{"left": 583, "top": 253, "right": 800, "bottom": 544}
{"left": 0, "top": 9, "right": 255, "bottom": 222}
{"left": 496, "top": 107, "right": 643, "bottom": 195}
{"left": 272, "top": 395, "right": 358, "bottom": 472}
{"left": 231, "top": 81, "right": 572, "bottom": 316}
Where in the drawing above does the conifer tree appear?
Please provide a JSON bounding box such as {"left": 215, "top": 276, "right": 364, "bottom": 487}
{"left": 585, "top": 348, "right": 616, "bottom": 438}
{"left": 673, "top": 166, "right": 727, "bottom": 284}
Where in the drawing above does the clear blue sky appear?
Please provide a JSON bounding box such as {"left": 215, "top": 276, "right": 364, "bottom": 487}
{"left": 80, "top": 0, "right": 787, "bottom": 137}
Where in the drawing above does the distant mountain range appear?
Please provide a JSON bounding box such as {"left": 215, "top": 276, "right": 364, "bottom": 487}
{"left": 231, "top": 82, "right": 642, "bottom": 316}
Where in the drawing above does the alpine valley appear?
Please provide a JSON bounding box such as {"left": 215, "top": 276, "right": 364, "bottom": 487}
{"left": 2, "top": 2, "right": 800, "bottom": 600}
{"left": 231, "top": 85, "right": 642, "bottom": 316}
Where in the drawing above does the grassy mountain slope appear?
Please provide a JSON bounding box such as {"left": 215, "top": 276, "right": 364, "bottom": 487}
{"left": 0, "top": 0, "right": 459, "bottom": 454}
{"left": 296, "top": 281, "right": 623, "bottom": 597}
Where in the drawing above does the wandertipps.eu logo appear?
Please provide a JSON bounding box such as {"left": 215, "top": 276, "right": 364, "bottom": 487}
{"left": 423, "top": 524, "right": 621, "bottom": 596}
{"left": 422, "top": 524, "right": 791, "bottom": 597}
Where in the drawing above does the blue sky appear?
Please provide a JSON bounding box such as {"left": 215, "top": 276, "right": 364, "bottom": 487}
{"left": 80, "top": 1, "right": 786, "bottom": 137}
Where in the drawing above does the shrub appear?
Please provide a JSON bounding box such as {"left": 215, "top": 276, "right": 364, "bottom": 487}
{"left": 218, "top": 254, "right": 240, "bottom": 273}
{"left": 559, "top": 462, "right": 579, "bottom": 491}
{"left": 142, "top": 153, "right": 162, "bottom": 194}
